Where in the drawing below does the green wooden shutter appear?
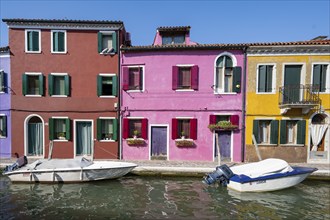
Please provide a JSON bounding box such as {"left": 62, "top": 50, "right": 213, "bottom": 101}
{"left": 28, "top": 31, "right": 33, "bottom": 51}
{"left": 258, "top": 65, "right": 266, "bottom": 92}
{"left": 97, "top": 118, "right": 102, "bottom": 140}
{"left": 297, "top": 120, "right": 306, "bottom": 145}
{"left": 2, "top": 116, "right": 7, "bottom": 137}
{"left": 266, "top": 66, "right": 273, "bottom": 92}
{"left": 253, "top": 120, "right": 260, "bottom": 143}
{"left": 112, "top": 32, "right": 117, "bottom": 53}
{"left": 320, "top": 65, "right": 327, "bottom": 92}
{"left": 280, "top": 120, "right": 287, "bottom": 144}
{"left": 22, "top": 74, "right": 27, "bottom": 95}
{"left": 32, "top": 31, "right": 39, "bottom": 51}
{"left": 53, "top": 32, "right": 58, "bottom": 52}
{"left": 98, "top": 32, "right": 103, "bottom": 53}
{"left": 270, "top": 120, "right": 279, "bottom": 144}
{"left": 233, "top": 67, "right": 242, "bottom": 93}
{"left": 97, "top": 75, "right": 102, "bottom": 96}
{"left": 48, "top": 74, "right": 53, "bottom": 96}
{"left": 58, "top": 32, "right": 65, "bottom": 52}
{"left": 112, "top": 75, "right": 117, "bottom": 96}
{"left": 65, "top": 75, "right": 70, "bottom": 96}
{"left": 313, "top": 65, "right": 321, "bottom": 91}
{"left": 112, "top": 118, "right": 118, "bottom": 141}
{"left": 65, "top": 118, "right": 71, "bottom": 140}
{"left": 39, "top": 75, "right": 44, "bottom": 96}
{"left": 49, "top": 118, "right": 54, "bottom": 140}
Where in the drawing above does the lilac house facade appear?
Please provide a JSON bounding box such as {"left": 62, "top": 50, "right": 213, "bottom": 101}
{"left": 120, "top": 27, "right": 247, "bottom": 162}
{"left": 0, "top": 46, "right": 11, "bottom": 158}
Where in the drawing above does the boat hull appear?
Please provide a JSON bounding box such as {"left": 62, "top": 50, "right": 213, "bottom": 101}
{"left": 228, "top": 167, "right": 316, "bottom": 192}
{"left": 4, "top": 161, "right": 137, "bottom": 183}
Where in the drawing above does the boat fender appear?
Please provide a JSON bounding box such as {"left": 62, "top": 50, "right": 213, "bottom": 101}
{"left": 3, "top": 156, "right": 28, "bottom": 173}
{"left": 202, "top": 164, "right": 235, "bottom": 187}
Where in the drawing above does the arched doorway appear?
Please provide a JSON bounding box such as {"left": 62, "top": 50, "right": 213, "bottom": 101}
{"left": 309, "top": 113, "right": 329, "bottom": 162}
{"left": 25, "top": 115, "right": 44, "bottom": 157}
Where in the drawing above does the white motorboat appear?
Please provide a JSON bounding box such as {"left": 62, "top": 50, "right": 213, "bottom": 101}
{"left": 203, "top": 158, "right": 317, "bottom": 192}
{"left": 3, "top": 156, "right": 137, "bottom": 183}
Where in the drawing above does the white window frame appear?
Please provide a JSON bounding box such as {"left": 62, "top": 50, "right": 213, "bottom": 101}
{"left": 52, "top": 116, "right": 69, "bottom": 142}
{"left": 51, "top": 30, "right": 67, "bottom": 54}
{"left": 256, "top": 63, "right": 276, "bottom": 94}
{"left": 126, "top": 65, "right": 145, "bottom": 93}
{"left": 25, "top": 29, "right": 41, "bottom": 53}
{"left": 49, "top": 73, "right": 69, "bottom": 97}
{"left": 311, "top": 62, "right": 330, "bottom": 94}
{"left": 175, "top": 64, "right": 194, "bottom": 92}
{"left": 99, "top": 73, "right": 116, "bottom": 98}
{"left": 99, "top": 31, "right": 115, "bottom": 55}
{"left": 213, "top": 52, "right": 237, "bottom": 94}
{"left": 99, "top": 117, "right": 116, "bottom": 142}
{"left": 24, "top": 72, "right": 43, "bottom": 97}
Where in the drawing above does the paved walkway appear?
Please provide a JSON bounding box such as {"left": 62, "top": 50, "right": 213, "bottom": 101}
{"left": 1, "top": 158, "right": 329, "bottom": 180}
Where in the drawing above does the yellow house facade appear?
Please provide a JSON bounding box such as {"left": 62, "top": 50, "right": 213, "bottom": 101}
{"left": 245, "top": 39, "right": 330, "bottom": 163}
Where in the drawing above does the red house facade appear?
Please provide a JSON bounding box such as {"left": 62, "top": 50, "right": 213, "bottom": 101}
{"left": 3, "top": 18, "right": 126, "bottom": 159}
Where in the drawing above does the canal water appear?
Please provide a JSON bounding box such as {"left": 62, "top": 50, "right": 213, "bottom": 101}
{"left": 0, "top": 175, "right": 329, "bottom": 219}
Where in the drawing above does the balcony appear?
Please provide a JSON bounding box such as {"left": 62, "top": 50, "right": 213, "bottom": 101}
{"left": 279, "top": 84, "right": 320, "bottom": 114}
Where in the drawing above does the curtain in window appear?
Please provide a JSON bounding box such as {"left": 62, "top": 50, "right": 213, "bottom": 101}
{"left": 28, "top": 123, "right": 43, "bottom": 156}
{"left": 54, "top": 76, "right": 65, "bottom": 95}
{"left": 28, "top": 76, "right": 40, "bottom": 94}
{"left": 102, "top": 120, "right": 113, "bottom": 134}
{"left": 76, "top": 122, "right": 92, "bottom": 155}
{"left": 311, "top": 124, "right": 328, "bottom": 151}
{"left": 129, "top": 68, "right": 141, "bottom": 89}
{"left": 179, "top": 120, "right": 190, "bottom": 138}
{"left": 215, "top": 67, "right": 223, "bottom": 90}
{"left": 179, "top": 68, "right": 191, "bottom": 88}
{"left": 224, "top": 68, "right": 233, "bottom": 92}
{"left": 102, "top": 35, "right": 113, "bottom": 49}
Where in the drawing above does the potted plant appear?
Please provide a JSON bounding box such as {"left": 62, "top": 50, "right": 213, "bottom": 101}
{"left": 104, "top": 133, "right": 112, "bottom": 140}
{"left": 180, "top": 131, "right": 185, "bottom": 139}
{"left": 57, "top": 132, "right": 66, "bottom": 140}
{"left": 133, "top": 130, "right": 139, "bottom": 139}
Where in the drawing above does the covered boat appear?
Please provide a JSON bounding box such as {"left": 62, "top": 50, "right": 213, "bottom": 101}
{"left": 3, "top": 156, "right": 137, "bottom": 183}
{"left": 203, "top": 158, "right": 317, "bottom": 192}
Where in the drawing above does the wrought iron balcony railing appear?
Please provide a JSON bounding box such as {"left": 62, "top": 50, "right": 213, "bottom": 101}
{"left": 279, "top": 84, "right": 321, "bottom": 107}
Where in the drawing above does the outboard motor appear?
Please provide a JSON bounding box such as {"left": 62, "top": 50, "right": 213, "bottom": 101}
{"left": 203, "top": 164, "right": 234, "bottom": 187}
{"left": 3, "top": 156, "right": 28, "bottom": 173}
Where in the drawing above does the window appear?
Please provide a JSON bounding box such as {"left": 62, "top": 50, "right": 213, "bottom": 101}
{"left": 97, "top": 118, "right": 117, "bottom": 141}
{"left": 123, "top": 118, "right": 148, "bottom": 139}
{"left": 0, "top": 70, "right": 6, "bottom": 93}
{"left": 97, "top": 75, "right": 117, "bottom": 97}
{"left": 172, "top": 118, "right": 197, "bottom": 140}
{"left": 51, "top": 30, "right": 66, "bottom": 53}
{"left": 25, "top": 30, "right": 41, "bottom": 53}
{"left": 48, "top": 74, "right": 70, "bottom": 96}
{"left": 22, "top": 73, "right": 44, "bottom": 96}
{"left": 313, "top": 64, "right": 329, "bottom": 93}
{"left": 280, "top": 120, "right": 306, "bottom": 145}
{"left": 122, "top": 66, "right": 144, "bottom": 91}
{"left": 215, "top": 55, "right": 241, "bottom": 93}
{"left": 172, "top": 65, "right": 199, "bottom": 90}
{"left": 49, "top": 118, "right": 70, "bottom": 141}
{"left": 162, "top": 34, "right": 185, "bottom": 45}
{"left": 98, "top": 31, "right": 117, "bottom": 54}
{"left": 0, "top": 115, "right": 7, "bottom": 138}
{"left": 253, "top": 120, "right": 279, "bottom": 144}
{"left": 257, "top": 65, "right": 274, "bottom": 93}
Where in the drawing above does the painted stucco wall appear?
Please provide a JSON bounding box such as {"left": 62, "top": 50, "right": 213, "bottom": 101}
{"left": 246, "top": 54, "right": 330, "bottom": 162}
{"left": 121, "top": 50, "right": 245, "bottom": 162}
{"left": 0, "top": 52, "right": 11, "bottom": 158}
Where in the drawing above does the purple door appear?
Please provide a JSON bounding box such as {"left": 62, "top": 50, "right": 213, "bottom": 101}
{"left": 215, "top": 131, "right": 231, "bottom": 160}
{"left": 151, "top": 127, "right": 167, "bottom": 159}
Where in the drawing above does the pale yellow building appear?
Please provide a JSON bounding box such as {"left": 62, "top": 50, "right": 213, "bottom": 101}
{"left": 245, "top": 38, "right": 330, "bottom": 163}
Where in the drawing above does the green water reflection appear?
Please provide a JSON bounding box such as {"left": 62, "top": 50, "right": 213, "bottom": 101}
{"left": 0, "top": 176, "right": 329, "bottom": 219}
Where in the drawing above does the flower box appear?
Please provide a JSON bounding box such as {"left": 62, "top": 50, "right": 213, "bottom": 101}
{"left": 126, "top": 138, "right": 145, "bottom": 146}
{"left": 175, "top": 139, "right": 195, "bottom": 147}
{"left": 208, "top": 121, "right": 238, "bottom": 131}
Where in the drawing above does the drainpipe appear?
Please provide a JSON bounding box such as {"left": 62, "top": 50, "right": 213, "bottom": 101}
{"left": 117, "top": 27, "right": 122, "bottom": 160}
{"left": 241, "top": 46, "right": 248, "bottom": 162}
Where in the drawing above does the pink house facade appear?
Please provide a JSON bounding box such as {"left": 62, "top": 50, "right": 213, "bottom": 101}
{"left": 120, "top": 26, "right": 247, "bottom": 162}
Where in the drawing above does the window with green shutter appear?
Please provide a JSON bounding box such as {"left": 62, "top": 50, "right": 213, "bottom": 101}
{"left": 0, "top": 70, "right": 5, "bottom": 92}
{"left": 97, "top": 118, "right": 117, "bottom": 141}
{"left": 0, "top": 115, "right": 7, "bottom": 137}
{"left": 48, "top": 74, "right": 70, "bottom": 96}
{"left": 26, "top": 30, "right": 40, "bottom": 52}
{"left": 22, "top": 73, "right": 44, "bottom": 96}
{"left": 312, "top": 64, "right": 328, "bottom": 93}
{"left": 253, "top": 119, "right": 278, "bottom": 145}
{"left": 97, "top": 75, "right": 117, "bottom": 97}
{"left": 258, "top": 65, "right": 274, "bottom": 93}
{"left": 52, "top": 30, "right": 66, "bottom": 53}
{"left": 280, "top": 120, "right": 304, "bottom": 145}
{"left": 49, "top": 118, "right": 70, "bottom": 141}
{"left": 98, "top": 31, "right": 117, "bottom": 54}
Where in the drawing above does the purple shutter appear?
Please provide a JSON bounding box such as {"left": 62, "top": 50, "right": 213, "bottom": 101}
{"left": 122, "top": 118, "right": 129, "bottom": 139}
{"left": 191, "top": 65, "right": 199, "bottom": 90}
{"left": 122, "top": 67, "right": 129, "bottom": 91}
{"left": 141, "top": 118, "right": 148, "bottom": 139}
{"left": 209, "top": 115, "right": 217, "bottom": 124}
{"left": 190, "top": 119, "right": 198, "bottom": 140}
{"left": 230, "top": 115, "right": 239, "bottom": 127}
{"left": 172, "top": 66, "right": 179, "bottom": 90}
{"left": 172, "top": 118, "right": 178, "bottom": 139}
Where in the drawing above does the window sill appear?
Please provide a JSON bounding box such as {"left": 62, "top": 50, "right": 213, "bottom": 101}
{"left": 99, "top": 139, "right": 116, "bottom": 142}
{"left": 126, "top": 138, "right": 146, "bottom": 146}
{"left": 175, "top": 89, "right": 195, "bottom": 92}
{"left": 100, "top": 52, "right": 116, "bottom": 55}
{"left": 25, "top": 51, "right": 41, "bottom": 54}
{"left": 256, "top": 92, "right": 276, "bottom": 95}
{"left": 53, "top": 139, "right": 69, "bottom": 142}
{"left": 99, "top": 95, "right": 116, "bottom": 98}
{"left": 0, "top": 136, "right": 7, "bottom": 139}
{"left": 51, "top": 95, "right": 68, "bottom": 98}
{"left": 175, "top": 138, "right": 195, "bottom": 147}
{"left": 257, "top": 144, "right": 278, "bottom": 146}
{"left": 25, "top": 95, "right": 42, "bottom": 97}
{"left": 51, "top": 51, "right": 67, "bottom": 54}
{"left": 125, "top": 90, "right": 144, "bottom": 93}
{"left": 280, "top": 144, "right": 305, "bottom": 147}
